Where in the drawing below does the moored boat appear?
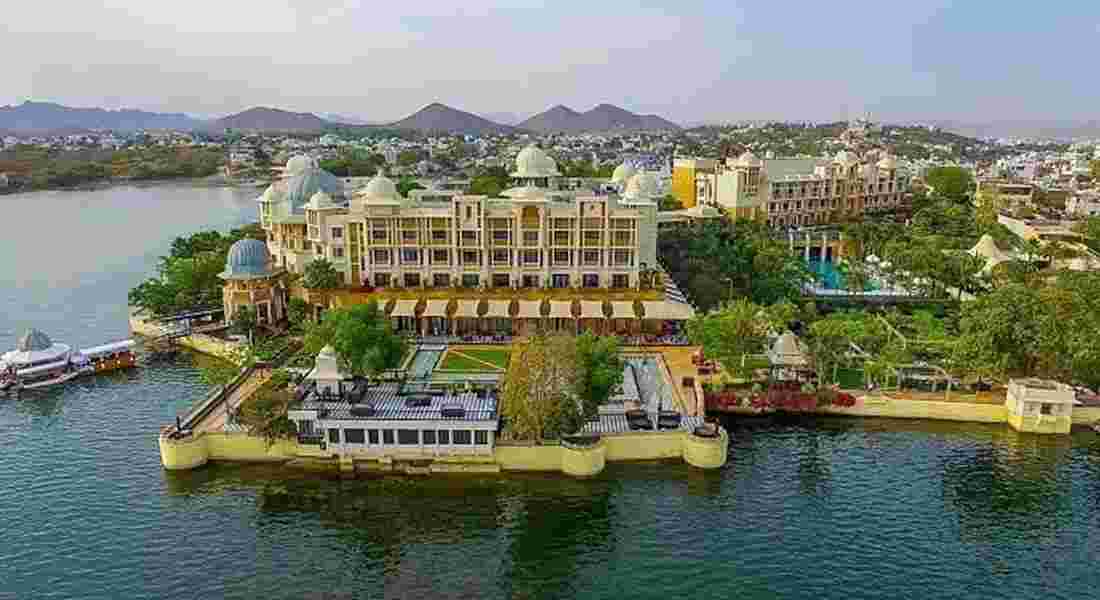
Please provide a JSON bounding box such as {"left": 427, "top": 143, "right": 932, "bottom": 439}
{"left": 1, "top": 329, "right": 137, "bottom": 394}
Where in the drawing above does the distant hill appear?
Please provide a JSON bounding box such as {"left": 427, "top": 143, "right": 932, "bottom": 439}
{"left": 319, "top": 113, "right": 377, "bottom": 126}
{"left": 0, "top": 101, "right": 202, "bottom": 133}
{"left": 387, "top": 103, "right": 517, "bottom": 135}
{"left": 518, "top": 103, "right": 680, "bottom": 133}
{"left": 207, "top": 107, "right": 329, "bottom": 133}
{"left": 928, "top": 120, "right": 1100, "bottom": 141}
{"left": 479, "top": 112, "right": 526, "bottom": 126}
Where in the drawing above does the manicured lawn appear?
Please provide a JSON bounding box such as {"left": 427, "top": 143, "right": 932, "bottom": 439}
{"left": 437, "top": 348, "right": 511, "bottom": 372}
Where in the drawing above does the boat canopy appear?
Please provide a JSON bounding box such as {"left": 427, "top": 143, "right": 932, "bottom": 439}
{"left": 80, "top": 340, "right": 135, "bottom": 358}
{"left": 17, "top": 359, "right": 70, "bottom": 377}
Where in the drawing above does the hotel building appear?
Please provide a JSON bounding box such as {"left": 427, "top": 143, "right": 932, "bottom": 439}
{"left": 673, "top": 151, "right": 910, "bottom": 226}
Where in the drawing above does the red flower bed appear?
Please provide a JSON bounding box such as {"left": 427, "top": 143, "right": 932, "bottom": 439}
{"left": 707, "top": 387, "right": 859, "bottom": 412}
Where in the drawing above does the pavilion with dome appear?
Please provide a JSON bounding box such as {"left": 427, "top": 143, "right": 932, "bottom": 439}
{"left": 220, "top": 238, "right": 288, "bottom": 327}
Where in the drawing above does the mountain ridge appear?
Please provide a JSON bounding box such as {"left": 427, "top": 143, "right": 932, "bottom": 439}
{"left": 518, "top": 104, "right": 680, "bottom": 132}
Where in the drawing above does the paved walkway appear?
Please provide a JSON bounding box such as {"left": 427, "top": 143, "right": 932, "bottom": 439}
{"left": 195, "top": 367, "right": 273, "bottom": 433}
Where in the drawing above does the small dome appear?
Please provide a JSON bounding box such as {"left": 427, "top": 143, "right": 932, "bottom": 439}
{"left": 284, "top": 167, "right": 343, "bottom": 214}
{"left": 358, "top": 174, "right": 402, "bottom": 205}
{"left": 308, "top": 190, "right": 334, "bottom": 209}
{"left": 735, "top": 151, "right": 762, "bottom": 167}
{"left": 834, "top": 150, "right": 857, "bottom": 165}
{"left": 221, "top": 238, "right": 275, "bottom": 280}
{"left": 611, "top": 162, "right": 637, "bottom": 184}
{"left": 285, "top": 155, "right": 317, "bottom": 177}
{"left": 623, "top": 171, "right": 660, "bottom": 200}
{"left": 877, "top": 155, "right": 897, "bottom": 170}
{"left": 511, "top": 145, "right": 560, "bottom": 178}
{"left": 17, "top": 328, "right": 53, "bottom": 352}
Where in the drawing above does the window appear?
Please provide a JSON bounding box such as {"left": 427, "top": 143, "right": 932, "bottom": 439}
{"left": 1041, "top": 404, "right": 1053, "bottom": 416}
{"left": 553, "top": 231, "right": 571, "bottom": 245}
{"left": 521, "top": 250, "right": 540, "bottom": 266}
{"left": 492, "top": 274, "right": 510, "bottom": 288}
{"left": 582, "top": 273, "right": 599, "bottom": 288}
{"left": 462, "top": 250, "right": 479, "bottom": 265}
{"left": 374, "top": 273, "right": 391, "bottom": 287}
{"left": 461, "top": 230, "right": 477, "bottom": 243}
{"left": 475, "top": 430, "right": 488, "bottom": 445}
{"left": 523, "top": 231, "right": 539, "bottom": 245}
{"left": 522, "top": 274, "right": 539, "bottom": 288}
{"left": 433, "top": 249, "right": 449, "bottom": 264}
{"left": 553, "top": 250, "right": 571, "bottom": 266}
{"left": 453, "top": 430, "right": 472, "bottom": 445}
{"left": 332, "top": 247, "right": 344, "bottom": 258}
{"left": 492, "top": 249, "right": 510, "bottom": 265}
{"left": 612, "top": 274, "right": 630, "bottom": 289}
{"left": 465, "top": 206, "right": 472, "bottom": 219}
{"left": 422, "top": 430, "right": 437, "bottom": 444}
{"left": 582, "top": 250, "right": 600, "bottom": 266}
{"left": 331, "top": 227, "right": 343, "bottom": 239}
{"left": 402, "top": 230, "right": 417, "bottom": 243}
{"left": 382, "top": 430, "right": 394, "bottom": 444}
{"left": 404, "top": 273, "right": 420, "bottom": 287}
{"left": 492, "top": 230, "right": 509, "bottom": 243}
{"left": 344, "top": 428, "right": 365, "bottom": 444}
{"left": 368, "top": 429, "right": 379, "bottom": 444}
{"left": 401, "top": 249, "right": 419, "bottom": 264}
{"left": 438, "top": 429, "right": 450, "bottom": 445}
{"left": 328, "top": 429, "right": 340, "bottom": 444}
{"left": 611, "top": 250, "right": 632, "bottom": 267}
{"left": 462, "top": 274, "right": 480, "bottom": 288}
{"left": 372, "top": 249, "right": 390, "bottom": 264}
{"left": 432, "top": 230, "right": 448, "bottom": 242}
{"left": 551, "top": 274, "right": 570, "bottom": 289}
{"left": 433, "top": 273, "right": 450, "bottom": 287}
{"left": 397, "top": 429, "right": 419, "bottom": 444}
{"left": 372, "top": 230, "right": 387, "bottom": 242}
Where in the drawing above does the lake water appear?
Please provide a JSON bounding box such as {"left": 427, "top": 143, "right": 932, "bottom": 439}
{"left": 3, "top": 184, "right": 1100, "bottom": 599}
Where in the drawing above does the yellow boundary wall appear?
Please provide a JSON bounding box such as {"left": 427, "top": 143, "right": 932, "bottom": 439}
{"left": 129, "top": 312, "right": 242, "bottom": 363}
{"left": 161, "top": 429, "right": 731, "bottom": 476}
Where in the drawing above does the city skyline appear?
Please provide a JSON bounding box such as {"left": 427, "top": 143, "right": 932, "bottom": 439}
{"left": 3, "top": 1, "right": 1099, "bottom": 124}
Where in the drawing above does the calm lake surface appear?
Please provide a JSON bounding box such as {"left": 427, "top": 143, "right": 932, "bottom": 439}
{"left": 3, "top": 184, "right": 1100, "bottom": 599}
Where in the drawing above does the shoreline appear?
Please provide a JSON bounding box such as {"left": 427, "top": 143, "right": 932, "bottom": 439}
{"left": 1, "top": 173, "right": 269, "bottom": 195}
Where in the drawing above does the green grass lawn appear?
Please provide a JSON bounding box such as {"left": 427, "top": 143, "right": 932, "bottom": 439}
{"left": 437, "top": 348, "right": 511, "bottom": 372}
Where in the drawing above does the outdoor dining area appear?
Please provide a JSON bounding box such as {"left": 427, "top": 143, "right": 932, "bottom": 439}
{"left": 381, "top": 297, "right": 696, "bottom": 342}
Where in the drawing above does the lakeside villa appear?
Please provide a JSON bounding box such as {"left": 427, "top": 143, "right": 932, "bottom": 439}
{"left": 249, "top": 147, "right": 696, "bottom": 339}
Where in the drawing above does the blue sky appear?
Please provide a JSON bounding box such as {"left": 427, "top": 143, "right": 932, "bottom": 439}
{"left": 1, "top": 0, "right": 1097, "bottom": 123}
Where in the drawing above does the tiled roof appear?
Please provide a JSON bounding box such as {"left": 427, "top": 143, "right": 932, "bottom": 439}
{"left": 579, "top": 414, "right": 706, "bottom": 435}
{"left": 302, "top": 383, "right": 498, "bottom": 422}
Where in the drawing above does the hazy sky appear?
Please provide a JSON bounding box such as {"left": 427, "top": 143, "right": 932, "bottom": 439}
{"left": 2, "top": 0, "right": 1098, "bottom": 123}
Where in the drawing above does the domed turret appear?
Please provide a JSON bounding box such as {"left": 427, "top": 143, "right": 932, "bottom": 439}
{"left": 735, "top": 151, "right": 762, "bottom": 167}
{"left": 220, "top": 238, "right": 275, "bottom": 280}
{"left": 511, "top": 145, "right": 560, "bottom": 178}
{"left": 284, "top": 166, "right": 343, "bottom": 214}
{"left": 877, "top": 155, "right": 897, "bottom": 170}
{"left": 611, "top": 162, "right": 637, "bottom": 185}
{"left": 285, "top": 155, "right": 317, "bottom": 177}
{"left": 308, "top": 190, "right": 335, "bottom": 209}
{"left": 357, "top": 174, "right": 402, "bottom": 206}
{"left": 623, "top": 171, "right": 660, "bottom": 201}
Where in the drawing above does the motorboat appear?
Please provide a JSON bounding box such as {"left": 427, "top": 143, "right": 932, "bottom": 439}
{"left": 0, "top": 329, "right": 136, "bottom": 393}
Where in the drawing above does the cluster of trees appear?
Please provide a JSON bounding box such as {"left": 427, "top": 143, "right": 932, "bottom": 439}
{"left": 557, "top": 159, "right": 614, "bottom": 179}
{"left": 468, "top": 165, "right": 511, "bottom": 198}
{"left": 658, "top": 217, "right": 814, "bottom": 311}
{"left": 0, "top": 144, "right": 224, "bottom": 189}
{"left": 128, "top": 223, "right": 265, "bottom": 316}
{"left": 500, "top": 332, "right": 624, "bottom": 440}
{"left": 318, "top": 151, "right": 385, "bottom": 177}
{"left": 302, "top": 301, "right": 407, "bottom": 377}
{"left": 117, "top": 147, "right": 224, "bottom": 180}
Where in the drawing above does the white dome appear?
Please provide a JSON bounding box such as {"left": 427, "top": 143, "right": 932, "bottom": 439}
{"left": 511, "top": 145, "right": 560, "bottom": 178}
{"left": 877, "top": 155, "right": 897, "bottom": 170}
{"left": 611, "top": 162, "right": 637, "bottom": 184}
{"left": 623, "top": 171, "right": 660, "bottom": 200}
{"left": 309, "top": 190, "right": 335, "bottom": 209}
{"left": 357, "top": 174, "right": 402, "bottom": 206}
{"left": 285, "top": 155, "right": 317, "bottom": 176}
{"left": 734, "top": 151, "right": 762, "bottom": 167}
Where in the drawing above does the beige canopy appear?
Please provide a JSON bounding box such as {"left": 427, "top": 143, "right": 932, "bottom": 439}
{"left": 579, "top": 301, "right": 605, "bottom": 319}
{"left": 453, "top": 299, "right": 480, "bottom": 319}
{"left": 548, "top": 301, "right": 574, "bottom": 319}
{"left": 642, "top": 301, "right": 696, "bottom": 321}
{"left": 769, "top": 331, "right": 809, "bottom": 367}
{"left": 487, "top": 300, "right": 511, "bottom": 318}
{"left": 390, "top": 299, "right": 418, "bottom": 318}
{"left": 423, "top": 299, "right": 449, "bottom": 318}
{"left": 610, "top": 301, "right": 636, "bottom": 319}
{"left": 515, "top": 300, "right": 542, "bottom": 319}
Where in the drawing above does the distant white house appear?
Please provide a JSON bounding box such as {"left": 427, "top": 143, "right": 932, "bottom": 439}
{"left": 0, "top": 172, "right": 8, "bottom": 189}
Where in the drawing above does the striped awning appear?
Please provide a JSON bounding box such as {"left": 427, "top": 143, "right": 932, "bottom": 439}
{"left": 548, "top": 301, "right": 574, "bottom": 319}
{"left": 579, "top": 301, "right": 604, "bottom": 319}
{"left": 642, "top": 301, "right": 695, "bottom": 321}
{"left": 610, "top": 301, "right": 636, "bottom": 319}
{"left": 390, "top": 299, "right": 418, "bottom": 318}
{"left": 423, "top": 299, "right": 449, "bottom": 318}
{"left": 454, "top": 299, "right": 480, "bottom": 319}
{"left": 516, "top": 300, "right": 542, "bottom": 319}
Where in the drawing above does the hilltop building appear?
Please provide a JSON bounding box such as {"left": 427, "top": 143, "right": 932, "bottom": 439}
{"left": 672, "top": 152, "right": 909, "bottom": 226}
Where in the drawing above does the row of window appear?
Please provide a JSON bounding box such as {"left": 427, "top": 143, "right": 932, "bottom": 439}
{"left": 328, "top": 427, "right": 489, "bottom": 446}
{"left": 367, "top": 248, "right": 636, "bottom": 268}
{"left": 768, "top": 195, "right": 900, "bottom": 213}
{"left": 365, "top": 229, "right": 635, "bottom": 246}
{"left": 371, "top": 272, "right": 632, "bottom": 289}
{"left": 366, "top": 217, "right": 635, "bottom": 230}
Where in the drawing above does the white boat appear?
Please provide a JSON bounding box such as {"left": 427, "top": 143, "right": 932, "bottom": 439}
{"left": 0, "top": 329, "right": 133, "bottom": 393}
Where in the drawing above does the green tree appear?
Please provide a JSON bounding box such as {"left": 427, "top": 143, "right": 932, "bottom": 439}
{"left": 286, "top": 297, "right": 310, "bottom": 333}
{"left": 686, "top": 299, "right": 767, "bottom": 380}
{"left": 397, "top": 177, "right": 425, "bottom": 197}
{"left": 230, "top": 305, "right": 258, "bottom": 339}
{"left": 657, "top": 195, "right": 683, "bottom": 211}
{"left": 303, "top": 302, "right": 406, "bottom": 377}
{"left": 924, "top": 166, "right": 973, "bottom": 202}
{"left": 500, "top": 333, "right": 582, "bottom": 441}
{"left": 468, "top": 165, "right": 510, "bottom": 198}
{"left": 302, "top": 258, "right": 342, "bottom": 289}
{"left": 237, "top": 369, "right": 297, "bottom": 447}
{"left": 574, "top": 333, "right": 625, "bottom": 421}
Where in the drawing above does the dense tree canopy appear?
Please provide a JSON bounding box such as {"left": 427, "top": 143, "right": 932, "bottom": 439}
{"left": 303, "top": 301, "right": 406, "bottom": 377}
{"left": 922, "top": 166, "right": 973, "bottom": 203}
{"left": 687, "top": 299, "right": 769, "bottom": 379}
{"left": 574, "top": 332, "right": 625, "bottom": 421}
{"left": 501, "top": 333, "right": 582, "bottom": 441}
{"left": 302, "top": 258, "right": 342, "bottom": 289}
{"left": 468, "top": 165, "right": 511, "bottom": 198}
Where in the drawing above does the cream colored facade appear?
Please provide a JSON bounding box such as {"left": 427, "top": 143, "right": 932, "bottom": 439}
{"left": 683, "top": 151, "right": 909, "bottom": 226}
{"left": 259, "top": 148, "right": 660, "bottom": 292}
